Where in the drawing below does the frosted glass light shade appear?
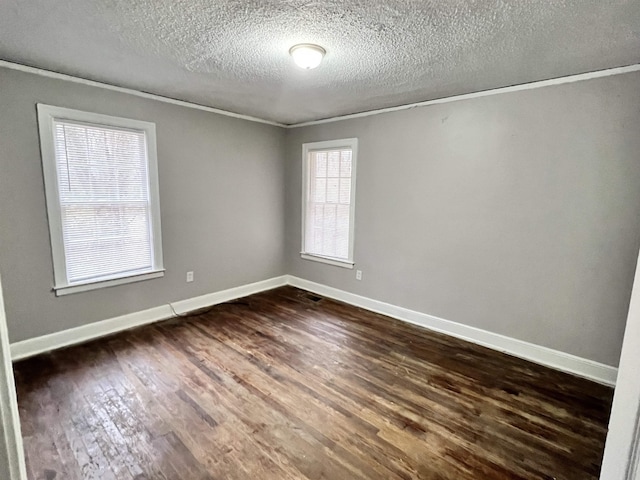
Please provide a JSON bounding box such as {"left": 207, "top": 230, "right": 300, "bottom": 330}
{"left": 289, "top": 44, "right": 326, "bottom": 69}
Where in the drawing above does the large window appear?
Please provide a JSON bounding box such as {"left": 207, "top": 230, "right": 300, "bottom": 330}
{"left": 37, "top": 104, "right": 164, "bottom": 296}
{"left": 301, "top": 138, "right": 357, "bottom": 268}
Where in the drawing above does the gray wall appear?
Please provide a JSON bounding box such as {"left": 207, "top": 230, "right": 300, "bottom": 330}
{"left": 285, "top": 72, "right": 640, "bottom": 367}
{"left": 0, "top": 67, "right": 287, "bottom": 343}
{"left": 2, "top": 65, "right": 639, "bottom": 367}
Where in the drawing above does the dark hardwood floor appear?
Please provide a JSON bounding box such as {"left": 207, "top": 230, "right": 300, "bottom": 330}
{"left": 14, "top": 286, "right": 613, "bottom": 480}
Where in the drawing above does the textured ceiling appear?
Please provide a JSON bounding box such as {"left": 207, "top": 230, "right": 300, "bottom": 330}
{"left": 0, "top": 0, "right": 639, "bottom": 124}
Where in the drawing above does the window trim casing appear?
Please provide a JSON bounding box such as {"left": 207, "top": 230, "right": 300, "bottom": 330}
{"left": 301, "top": 138, "right": 358, "bottom": 269}
{"left": 37, "top": 104, "right": 165, "bottom": 296}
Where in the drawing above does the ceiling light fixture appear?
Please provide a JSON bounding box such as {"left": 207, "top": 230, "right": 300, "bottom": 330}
{"left": 289, "top": 44, "right": 326, "bottom": 70}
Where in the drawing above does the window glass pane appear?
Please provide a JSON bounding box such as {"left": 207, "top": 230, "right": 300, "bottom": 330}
{"left": 327, "top": 151, "right": 340, "bottom": 177}
{"left": 313, "top": 204, "right": 324, "bottom": 227}
{"left": 314, "top": 178, "right": 326, "bottom": 203}
{"left": 327, "top": 178, "right": 339, "bottom": 203}
{"left": 315, "top": 152, "right": 327, "bottom": 176}
{"left": 340, "top": 161, "right": 351, "bottom": 177}
{"left": 339, "top": 179, "right": 351, "bottom": 204}
{"left": 322, "top": 204, "right": 337, "bottom": 256}
{"left": 340, "top": 150, "right": 352, "bottom": 176}
{"left": 336, "top": 204, "right": 351, "bottom": 259}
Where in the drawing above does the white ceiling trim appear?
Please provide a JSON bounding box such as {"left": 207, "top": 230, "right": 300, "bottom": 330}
{"left": 289, "top": 63, "right": 640, "bottom": 128}
{"left": 0, "top": 60, "right": 286, "bottom": 128}
{"left": 1, "top": 60, "right": 639, "bottom": 129}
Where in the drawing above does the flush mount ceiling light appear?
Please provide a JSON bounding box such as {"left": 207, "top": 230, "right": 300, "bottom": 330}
{"left": 289, "top": 44, "right": 326, "bottom": 69}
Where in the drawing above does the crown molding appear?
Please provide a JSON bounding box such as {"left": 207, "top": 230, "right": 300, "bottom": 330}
{"left": 0, "top": 60, "right": 286, "bottom": 128}
{"left": 287, "top": 63, "right": 640, "bottom": 128}
{"left": 2, "top": 59, "right": 639, "bottom": 129}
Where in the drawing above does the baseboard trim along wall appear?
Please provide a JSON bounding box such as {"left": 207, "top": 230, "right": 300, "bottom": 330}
{"left": 286, "top": 276, "right": 619, "bottom": 387}
{"left": 9, "top": 275, "right": 288, "bottom": 361}
{"left": 10, "top": 274, "right": 618, "bottom": 386}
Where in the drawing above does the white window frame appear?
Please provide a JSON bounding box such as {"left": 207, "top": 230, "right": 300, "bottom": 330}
{"left": 37, "top": 104, "right": 164, "bottom": 296}
{"left": 301, "top": 138, "right": 358, "bottom": 269}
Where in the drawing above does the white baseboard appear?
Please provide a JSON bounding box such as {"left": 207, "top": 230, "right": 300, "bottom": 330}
{"left": 286, "top": 276, "right": 618, "bottom": 387}
{"left": 170, "top": 276, "right": 287, "bottom": 314}
{"left": 10, "top": 304, "right": 172, "bottom": 362}
{"left": 10, "top": 275, "right": 288, "bottom": 361}
{"left": 10, "top": 274, "right": 618, "bottom": 386}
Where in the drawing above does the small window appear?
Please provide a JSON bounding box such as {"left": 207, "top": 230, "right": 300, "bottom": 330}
{"left": 37, "top": 104, "right": 164, "bottom": 296}
{"left": 301, "top": 138, "right": 357, "bottom": 269}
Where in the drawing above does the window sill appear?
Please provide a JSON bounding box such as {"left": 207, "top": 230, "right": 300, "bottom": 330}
{"left": 54, "top": 269, "right": 165, "bottom": 296}
{"left": 300, "top": 253, "right": 354, "bottom": 269}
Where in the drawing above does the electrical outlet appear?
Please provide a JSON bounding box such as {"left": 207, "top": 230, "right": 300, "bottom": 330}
{"left": 356, "top": 270, "right": 362, "bottom": 281}
{"left": 186, "top": 271, "right": 194, "bottom": 283}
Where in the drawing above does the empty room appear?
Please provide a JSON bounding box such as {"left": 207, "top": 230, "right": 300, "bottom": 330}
{"left": 1, "top": 1, "right": 640, "bottom": 479}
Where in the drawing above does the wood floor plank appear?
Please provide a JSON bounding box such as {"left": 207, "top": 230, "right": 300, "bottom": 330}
{"left": 14, "top": 286, "right": 613, "bottom": 479}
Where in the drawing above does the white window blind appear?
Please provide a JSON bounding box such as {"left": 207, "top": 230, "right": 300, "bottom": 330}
{"left": 38, "top": 105, "right": 164, "bottom": 295}
{"left": 302, "top": 139, "right": 357, "bottom": 268}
